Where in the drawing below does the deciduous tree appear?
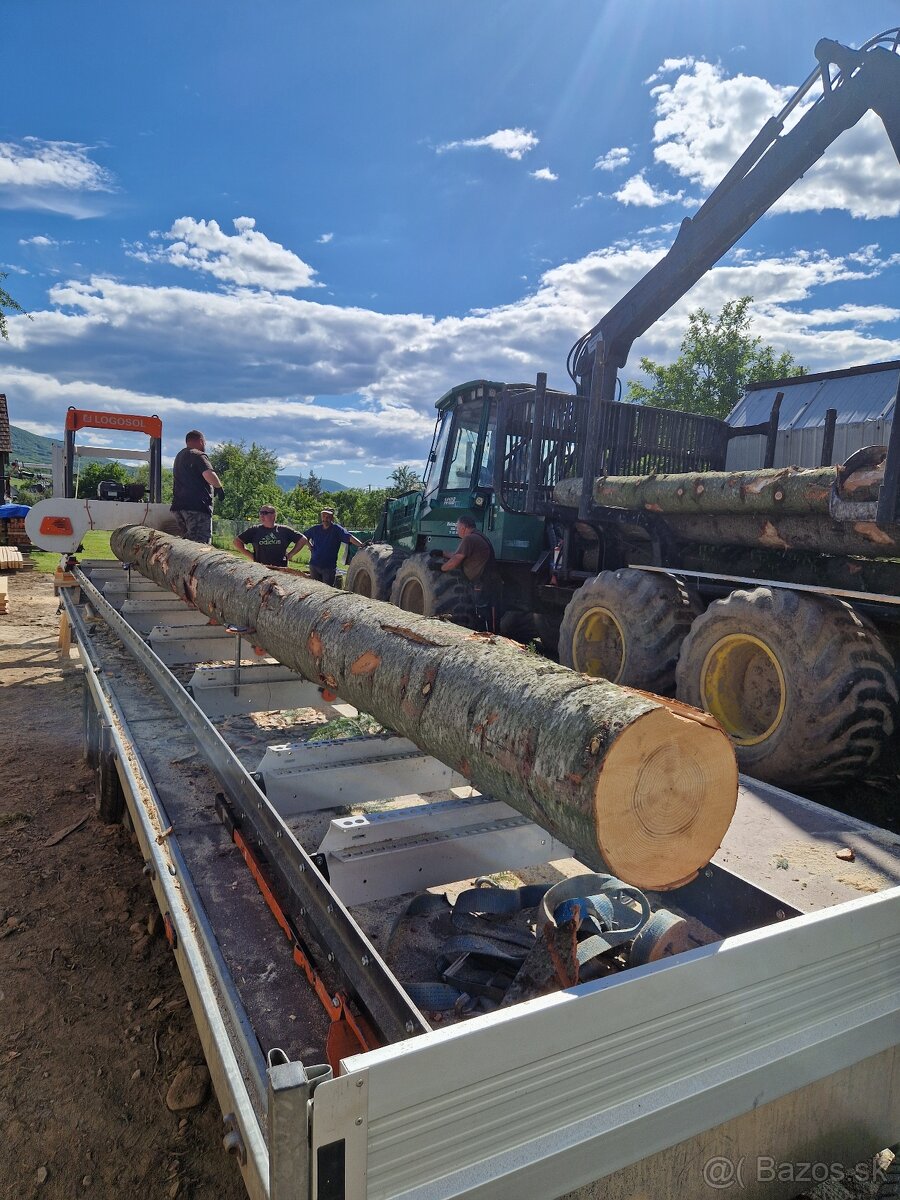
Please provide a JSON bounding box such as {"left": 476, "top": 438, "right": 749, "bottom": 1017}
{"left": 75, "top": 459, "right": 130, "bottom": 499}
{"left": 388, "top": 464, "right": 423, "bottom": 493}
{"left": 208, "top": 440, "right": 282, "bottom": 521}
{"left": 0, "top": 272, "right": 28, "bottom": 340}
{"left": 627, "top": 297, "right": 805, "bottom": 419}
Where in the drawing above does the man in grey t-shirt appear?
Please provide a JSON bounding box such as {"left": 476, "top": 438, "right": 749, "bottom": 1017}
{"left": 433, "top": 512, "right": 500, "bottom": 630}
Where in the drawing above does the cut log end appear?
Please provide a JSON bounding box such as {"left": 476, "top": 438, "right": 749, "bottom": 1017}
{"left": 594, "top": 706, "right": 738, "bottom": 891}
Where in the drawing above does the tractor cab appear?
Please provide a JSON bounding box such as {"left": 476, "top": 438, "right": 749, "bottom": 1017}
{"left": 419, "top": 380, "right": 498, "bottom": 548}
{"left": 353, "top": 380, "right": 549, "bottom": 625}
{"left": 378, "top": 380, "right": 544, "bottom": 564}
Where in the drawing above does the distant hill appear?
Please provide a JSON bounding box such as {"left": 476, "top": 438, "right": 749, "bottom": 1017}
{"left": 277, "top": 474, "right": 348, "bottom": 493}
{"left": 10, "top": 425, "right": 59, "bottom": 465}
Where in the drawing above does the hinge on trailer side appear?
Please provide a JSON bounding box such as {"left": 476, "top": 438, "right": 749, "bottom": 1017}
{"left": 267, "top": 1048, "right": 333, "bottom": 1200}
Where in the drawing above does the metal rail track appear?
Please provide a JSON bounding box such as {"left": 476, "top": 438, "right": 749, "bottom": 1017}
{"left": 69, "top": 568, "right": 429, "bottom": 1044}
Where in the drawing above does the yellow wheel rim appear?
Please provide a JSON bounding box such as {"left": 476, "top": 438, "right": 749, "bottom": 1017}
{"left": 572, "top": 607, "right": 625, "bottom": 681}
{"left": 700, "top": 633, "right": 786, "bottom": 746}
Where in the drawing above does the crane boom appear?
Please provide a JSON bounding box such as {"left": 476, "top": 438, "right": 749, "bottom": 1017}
{"left": 572, "top": 29, "right": 900, "bottom": 521}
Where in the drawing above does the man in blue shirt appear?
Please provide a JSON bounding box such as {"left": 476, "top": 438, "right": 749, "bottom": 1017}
{"left": 298, "top": 507, "right": 365, "bottom": 587}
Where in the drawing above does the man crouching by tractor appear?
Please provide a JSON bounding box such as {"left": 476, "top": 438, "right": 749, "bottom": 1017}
{"left": 430, "top": 512, "right": 501, "bottom": 632}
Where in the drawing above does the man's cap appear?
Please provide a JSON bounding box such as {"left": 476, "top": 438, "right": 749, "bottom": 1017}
{"left": 320, "top": 507, "right": 335, "bottom": 516}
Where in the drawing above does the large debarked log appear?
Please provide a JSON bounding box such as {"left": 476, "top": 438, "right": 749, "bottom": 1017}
{"left": 112, "top": 527, "right": 738, "bottom": 891}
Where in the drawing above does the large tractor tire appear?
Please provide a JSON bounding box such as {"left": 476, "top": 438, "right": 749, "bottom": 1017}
{"left": 675, "top": 587, "right": 899, "bottom": 787}
{"left": 345, "top": 544, "right": 409, "bottom": 602}
{"left": 389, "top": 554, "right": 475, "bottom": 625}
{"left": 559, "top": 569, "right": 699, "bottom": 693}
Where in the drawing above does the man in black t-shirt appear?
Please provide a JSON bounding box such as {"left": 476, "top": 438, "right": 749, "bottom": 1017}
{"left": 170, "top": 430, "right": 224, "bottom": 544}
{"left": 233, "top": 506, "right": 305, "bottom": 567}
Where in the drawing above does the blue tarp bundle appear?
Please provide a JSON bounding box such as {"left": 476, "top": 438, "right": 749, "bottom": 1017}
{"left": 0, "top": 504, "right": 30, "bottom": 518}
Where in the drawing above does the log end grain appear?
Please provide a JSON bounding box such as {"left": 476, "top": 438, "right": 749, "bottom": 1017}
{"left": 594, "top": 702, "right": 738, "bottom": 891}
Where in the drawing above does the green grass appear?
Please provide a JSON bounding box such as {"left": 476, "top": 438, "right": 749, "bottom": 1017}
{"left": 31, "top": 530, "right": 316, "bottom": 574}
{"left": 30, "top": 530, "right": 117, "bottom": 574}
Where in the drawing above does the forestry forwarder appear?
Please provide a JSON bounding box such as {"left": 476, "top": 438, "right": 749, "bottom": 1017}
{"left": 347, "top": 27, "right": 900, "bottom": 790}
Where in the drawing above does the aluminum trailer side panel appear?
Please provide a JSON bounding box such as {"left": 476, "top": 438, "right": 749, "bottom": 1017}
{"left": 325, "top": 886, "right": 900, "bottom": 1199}
{"left": 60, "top": 588, "right": 271, "bottom": 1199}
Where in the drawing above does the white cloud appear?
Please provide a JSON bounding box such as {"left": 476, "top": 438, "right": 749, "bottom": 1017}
{"left": 594, "top": 147, "right": 631, "bottom": 172}
{"left": 437, "top": 128, "right": 539, "bottom": 161}
{"left": 18, "top": 235, "right": 58, "bottom": 247}
{"left": 644, "top": 57, "right": 695, "bottom": 85}
{"left": 0, "top": 139, "right": 114, "bottom": 217}
{"left": 127, "top": 216, "right": 320, "bottom": 291}
{"left": 317, "top": 232, "right": 334, "bottom": 244}
{"left": 3, "top": 223, "right": 898, "bottom": 472}
{"left": 0, "top": 139, "right": 113, "bottom": 191}
{"left": 611, "top": 172, "right": 685, "bottom": 207}
{"left": 637, "top": 222, "right": 679, "bottom": 236}
{"left": 649, "top": 59, "right": 900, "bottom": 219}
{"left": 530, "top": 167, "right": 558, "bottom": 182}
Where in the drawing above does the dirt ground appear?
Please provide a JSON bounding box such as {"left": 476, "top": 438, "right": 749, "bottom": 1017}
{"left": 0, "top": 568, "right": 245, "bottom": 1200}
{"left": 0, "top": 567, "right": 894, "bottom": 1200}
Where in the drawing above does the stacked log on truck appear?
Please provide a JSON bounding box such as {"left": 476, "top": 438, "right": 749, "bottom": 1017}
{"left": 553, "top": 457, "right": 897, "bottom": 556}
{"left": 112, "top": 526, "right": 738, "bottom": 892}
{"left": 551, "top": 457, "right": 899, "bottom": 790}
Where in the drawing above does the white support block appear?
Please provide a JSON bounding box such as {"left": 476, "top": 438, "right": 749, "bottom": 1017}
{"left": 102, "top": 577, "right": 168, "bottom": 594}
{"left": 319, "top": 798, "right": 571, "bottom": 904}
{"left": 148, "top": 624, "right": 269, "bottom": 666}
{"left": 121, "top": 599, "right": 212, "bottom": 634}
{"left": 188, "top": 664, "right": 354, "bottom": 719}
{"left": 256, "top": 735, "right": 466, "bottom": 815}
{"left": 320, "top": 793, "right": 507, "bottom": 851}
{"left": 102, "top": 580, "right": 170, "bottom": 609}
{"left": 121, "top": 594, "right": 201, "bottom": 609}
{"left": 85, "top": 570, "right": 135, "bottom": 587}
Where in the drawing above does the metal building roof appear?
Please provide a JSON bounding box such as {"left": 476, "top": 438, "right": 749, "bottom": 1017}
{"left": 727, "top": 359, "right": 900, "bottom": 430}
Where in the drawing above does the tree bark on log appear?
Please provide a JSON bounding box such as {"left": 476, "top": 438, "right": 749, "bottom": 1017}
{"left": 112, "top": 527, "right": 737, "bottom": 891}
{"left": 592, "top": 511, "right": 900, "bottom": 558}
{"left": 554, "top": 462, "right": 882, "bottom": 516}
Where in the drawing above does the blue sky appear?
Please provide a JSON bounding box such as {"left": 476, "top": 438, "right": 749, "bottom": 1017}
{"left": 2, "top": 1, "right": 898, "bottom": 485}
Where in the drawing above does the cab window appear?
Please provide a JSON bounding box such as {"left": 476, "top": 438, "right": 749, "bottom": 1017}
{"left": 424, "top": 410, "right": 453, "bottom": 497}
{"left": 477, "top": 405, "right": 496, "bottom": 487}
{"left": 442, "top": 400, "right": 485, "bottom": 490}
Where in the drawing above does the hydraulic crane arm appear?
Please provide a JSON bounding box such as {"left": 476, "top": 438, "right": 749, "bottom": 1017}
{"left": 571, "top": 29, "right": 900, "bottom": 520}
